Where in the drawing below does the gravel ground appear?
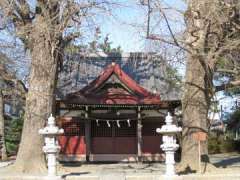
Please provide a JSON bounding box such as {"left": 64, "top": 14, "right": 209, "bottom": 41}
{"left": 0, "top": 160, "right": 14, "bottom": 168}
{"left": 1, "top": 153, "right": 240, "bottom": 180}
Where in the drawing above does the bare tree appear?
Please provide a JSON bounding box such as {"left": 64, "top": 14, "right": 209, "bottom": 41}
{"left": 0, "top": 0, "right": 115, "bottom": 173}
{"left": 181, "top": 0, "right": 240, "bottom": 171}
{"left": 142, "top": 0, "right": 240, "bottom": 171}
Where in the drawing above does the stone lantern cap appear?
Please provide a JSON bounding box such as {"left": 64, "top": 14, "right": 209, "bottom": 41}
{"left": 39, "top": 114, "right": 64, "bottom": 136}
{"left": 39, "top": 127, "right": 64, "bottom": 135}
{"left": 161, "top": 143, "right": 179, "bottom": 151}
{"left": 156, "top": 125, "right": 182, "bottom": 134}
{"left": 42, "top": 146, "right": 61, "bottom": 153}
{"left": 156, "top": 113, "right": 182, "bottom": 135}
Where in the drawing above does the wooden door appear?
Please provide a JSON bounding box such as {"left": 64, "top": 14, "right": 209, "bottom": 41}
{"left": 142, "top": 121, "right": 163, "bottom": 154}
{"left": 91, "top": 120, "right": 137, "bottom": 154}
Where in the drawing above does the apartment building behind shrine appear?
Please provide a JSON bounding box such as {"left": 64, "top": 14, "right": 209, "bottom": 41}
{"left": 56, "top": 52, "right": 181, "bottom": 162}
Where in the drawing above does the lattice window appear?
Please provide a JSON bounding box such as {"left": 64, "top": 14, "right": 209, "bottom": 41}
{"left": 91, "top": 121, "right": 113, "bottom": 137}
{"left": 62, "top": 120, "right": 85, "bottom": 136}
{"left": 114, "top": 120, "right": 137, "bottom": 137}
{"left": 142, "top": 122, "right": 163, "bottom": 136}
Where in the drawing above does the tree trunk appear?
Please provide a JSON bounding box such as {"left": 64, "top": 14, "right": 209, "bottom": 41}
{"left": 180, "top": 55, "right": 210, "bottom": 172}
{"left": 0, "top": 90, "right": 7, "bottom": 161}
{"left": 180, "top": 0, "right": 212, "bottom": 172}
{"left": 13, "top": 16, "right": 59, "bottom": 174}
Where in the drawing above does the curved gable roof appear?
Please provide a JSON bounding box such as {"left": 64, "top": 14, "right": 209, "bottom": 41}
{"left": 65, "top": 63, "right": 161, "bottom": 105}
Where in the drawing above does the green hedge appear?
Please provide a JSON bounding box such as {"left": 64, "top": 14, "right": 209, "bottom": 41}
{"left": 208, "top": 135, "right": 239, "bottom": 154}
{"left": 5, "top": 117, "right": 23, "bottom": 156}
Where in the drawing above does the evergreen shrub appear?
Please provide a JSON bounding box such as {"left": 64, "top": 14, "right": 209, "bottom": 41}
{"left": 5, "top": 116, "right": 23, "bottom": 156}
{"left": 208, "top": 135, "right": 239, "bottom": 154}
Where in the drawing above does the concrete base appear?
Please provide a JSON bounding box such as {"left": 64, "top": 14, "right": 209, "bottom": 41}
{"left": 89, "top": 154, "right": 138, "bottom": 162}
{"left": 162, "top": 175, "right": 182, "bottom": 180}
{"left": 42, "top": 176, "right": 62, "bottom": 180}
{"left": 1, "top": 174, "right": 240, "bottom": 180}
{"left": 0, "top": 175, "right": 63, "bottom": 180}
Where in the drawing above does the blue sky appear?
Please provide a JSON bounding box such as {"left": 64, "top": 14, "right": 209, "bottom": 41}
{"left": 96, "top": 0, "right": 187, "bottom": 52}
{"left": 1, "top": 0, "right": 186, "bottom": 52}
{"left": 90, "top": 1, "right": 146, "bottom": 51}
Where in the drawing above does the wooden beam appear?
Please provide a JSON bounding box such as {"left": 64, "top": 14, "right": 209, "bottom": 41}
{"left": 85, "top": 106, "right": 91, "bottom": 162}
{"left": 56, "top": 100, "right": 181, "bottom": 110}
{"left": 137, "top": 106, "right": 142, "bottom": 162}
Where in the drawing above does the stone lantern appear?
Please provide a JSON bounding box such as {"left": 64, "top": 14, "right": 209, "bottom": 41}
{"left": 39, "top": 114, "right": 64, "bottom": 179}
{"left": 156, "top": 113, "right": 182, "bottom": 176}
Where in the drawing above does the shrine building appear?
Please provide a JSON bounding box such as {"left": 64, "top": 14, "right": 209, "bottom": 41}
{"left": 56, "top": 62, "right": 180, "bottom": 162}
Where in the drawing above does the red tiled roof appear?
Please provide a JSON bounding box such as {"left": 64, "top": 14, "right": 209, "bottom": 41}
{"left": 66, "top": 63, "right": 161, "bottom": 105}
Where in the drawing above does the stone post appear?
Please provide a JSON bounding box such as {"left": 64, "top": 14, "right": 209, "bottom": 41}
{"left": 39, "top": 115, "right": 64, "bottom": 179}
{"left": 156, "top": 113, "right": 182, "bottom": 176}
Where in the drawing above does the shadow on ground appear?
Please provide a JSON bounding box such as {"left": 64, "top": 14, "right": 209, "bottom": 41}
{"left": 62, "top": 172, "right": 90, "bottom": 179}
{"left": 213, "top": 156, "right": 240, "bottom": 168}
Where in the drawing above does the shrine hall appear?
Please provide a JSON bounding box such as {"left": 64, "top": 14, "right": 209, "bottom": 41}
{"left": 56, "top": 62, "right": 180, "bottom": 162}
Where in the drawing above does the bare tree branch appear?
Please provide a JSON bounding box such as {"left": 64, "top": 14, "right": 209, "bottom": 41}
{"left": 215, "top": 80, "right": 240, "bottom": 92}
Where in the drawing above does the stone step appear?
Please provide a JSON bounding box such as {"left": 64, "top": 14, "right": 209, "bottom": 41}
{"left": 1, "top": 174, "right": 240, "bottom": 180}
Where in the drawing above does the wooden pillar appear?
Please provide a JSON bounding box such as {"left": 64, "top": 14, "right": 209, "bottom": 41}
{"left": 85, "top": 106, "right": 91, "bottom": 162}
{"left": 137, "top": 106, "right": 142, "bottom": 162}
